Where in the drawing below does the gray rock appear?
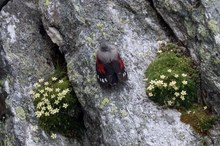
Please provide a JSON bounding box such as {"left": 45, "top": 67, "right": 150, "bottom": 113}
{"left": 39, "top": 0, "right": 204, "bottom": 145}
{"left": 0, "top": 0, "right": 220, "bottom": 145}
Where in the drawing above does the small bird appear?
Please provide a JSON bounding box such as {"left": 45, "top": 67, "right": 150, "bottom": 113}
{"left": 96, "top": 41, "right": 128, "bottom": 86}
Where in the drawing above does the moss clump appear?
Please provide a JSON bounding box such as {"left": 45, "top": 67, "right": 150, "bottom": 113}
{"left": 145, "top": 44, "right": 199, "bottom": 109}
{"left": 145, "top": 43, "right": 217, "bottom": 134}
{"left": 180, "top": 104, "right": 217, "bottom": 134}
{"left": 31, "top": 74, "right": 84, "bottom": 140}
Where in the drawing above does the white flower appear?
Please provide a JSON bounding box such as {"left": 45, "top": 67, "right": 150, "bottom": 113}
{"left": 182, "top": 73, "right": 187, "bottom": 77}
{"left": 160, "top": 75, "right": 166, "bottom": 79}
{"left": 155, "top": 80, "right": 163, "bottom": 87}
{"left": 150, "top": 80, "right": 156, "bottom": 85}
{"left": 39, "top": 78, "right": 44, "bottom": 83}
{"left": 147, "top": 85, "right": 154, "bottom": 91}
{"left": 157, "top": 50, "right": 162, "bottom": 53}
{"left": 52, "top": 77, "right": 57, "bottom": 81}
{"left": 163, "top": 83, "right": 167, "bottom": 87}
{"left": 167, "top": 69, "right": 172, "bottom": 72}
{"left": 182, "top": 80, "right": 187, "bottom": 85}
{"left": 51, "top": 94, "right": 55, "bottom": 98}
{"left": 174, "top": 92, "right": 180, "bottom": 97}
{"left": 149, "top": 93, "right": 153, "bottom": 97}
{"left": 51, "top": 133, "right": 57, "bottom": 139}
{"left": 180, "top": 96, "right": 185, "bottom": 101}
{"left": 63, "top": 103, "right": 68, "bottom": 108}
{"left": 45, "top": 112, "right": 50, "bottom": 116}
{"left": 167, "top": 100, "right": 173, "bottom": 106}
{"left": 187, "top": 111, "right": 191, "bottom": 114}
{"left": 62, "top": 88, "right": 70, "bottom": 94}
{"left": 35, "top": 93, "right": 40, "bottom": 98}
{"left": 58, "top": 79, "right": 64, "bottom": 83}
{"left": 37, "top": 102, "right": 43, "bottom": 109}
{"left": 169, "top": 81, "right": 176, "bottom": 87}
{"left": 48, "top": 88, "right": 53, "bottom": 92}
{"left": 33, "top": 83, "right": 40, "bottom": 88}
{"left": 55, "top": 88, "right": 60, "bottom": 92}
{"left": 181, "top": 90, "right": 187, "bottom": 96}
{"left": 44, "top": 82, "right": 49, "bottom": 86}
{"left": 43, "top": 93, "right": 48, "bottom": 97}
{"left": 41, "top": 106, "right": 46, "bottom": 111}
{"left": 57, "top": 92, "right": 64, "bottom": 97}
{"left": 173, "top": 86, "right": 178, "bottom": 90}
{"left": 35, "top": 111, "right": 42, "bottom": 118}
{"left": 55, "top": 100, "right": 59, "bottom": 105}
{"left": 30, "top": 90, "right": 35, "bottom": 95}
{"left": 39, "top": 90, "right": 44, "bottom": 93}
{"left": 54, "top": 108, "right": 59, "bottom": 113}
{"left": 47, "top": 105, "right": 52, "bottom": 110}
{"left": 57, "top": 96, "right": 63, "bottom": 101}
{"left": 203, "top": 106, "right": 207, "bottom": 110}
{"left": 174, "top": 74, "right": 179, "bottom": 78}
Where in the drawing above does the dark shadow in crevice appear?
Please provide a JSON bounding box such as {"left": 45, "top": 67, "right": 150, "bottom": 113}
{"left": 0, "top": 0, "right": 10, "bottom": 11}
{"left": 0, "top": 41, "right": 12, "bottom": 122}
{"left": 147, "top": 0, "right": 179, "bottom": 43}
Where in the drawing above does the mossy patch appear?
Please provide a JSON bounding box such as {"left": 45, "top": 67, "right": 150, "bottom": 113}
{"left": 180, "top": 104, "right": 217, "bottom": 135}
{"left": 32, "top": 76, "right": 84, "bottom": 140}
{"left": 31, "top": 63, "right": 85, "bottom": 140}
{"left": 145, "top": 43, "right": 216, "bottom": 135}
{"left": 145, "top": 43, "right": 199, "bottom": 109}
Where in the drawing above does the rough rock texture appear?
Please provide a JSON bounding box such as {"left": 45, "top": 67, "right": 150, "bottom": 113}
{"left": 0, "top": 0, "right": 85, "bottom": 145}
{"left": 152, "top": 0, "right": 220, "bottom": 117}
{"left": 0, "top": 0, "right": 220, "bottom": 146}
{"left": 39, "top": 0, "right": 215, "bottom": 145}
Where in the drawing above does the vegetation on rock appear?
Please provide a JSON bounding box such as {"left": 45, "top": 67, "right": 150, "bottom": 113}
{"left": 145, "top": 42, "right": 217, "bottom": 134}
{"left": 31, "top": 68, "right": 84, "bottom": 140}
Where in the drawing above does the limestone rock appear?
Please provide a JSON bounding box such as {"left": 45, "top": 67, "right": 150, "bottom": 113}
{"left": 0, "top": 0, "right": 220, "bottom": 146}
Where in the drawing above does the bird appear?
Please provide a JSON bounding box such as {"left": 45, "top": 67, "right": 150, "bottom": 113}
{"left": 96, "top": 41, "right": 128, "bottom": 86}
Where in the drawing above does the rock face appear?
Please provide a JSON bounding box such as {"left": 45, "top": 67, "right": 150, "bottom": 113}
{"left": 151, "top": 0, "right": 220, "bottom": 116}
{"left": 0, "top": 0, "right": 219, "bottom": 146}
{"left": 0, "top": 0, "right": 84, "bottom": 145}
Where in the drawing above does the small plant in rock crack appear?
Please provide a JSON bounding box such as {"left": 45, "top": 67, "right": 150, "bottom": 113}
{"left": 30, "top": 76, "right": 84, "bottom": 139}
{"left": 145, "top": 50, "right": 199, "bottom": 109}
{"left": 146, "top": 71, "right": 196, "bottom": 108}
{"left": 181, "top": 104, "right": 217, "bottom": 134}
{"left": 32, "top": 77, "right": 70, "bottom": 118}
{"left": 145, "top": 43, "right": 217, "bottom": 135}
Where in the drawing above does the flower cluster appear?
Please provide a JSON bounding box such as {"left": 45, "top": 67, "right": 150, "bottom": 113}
{"left": 30, "top": 77, "right": 70, "bottom": 118}
{"left": 146, "top": 69, "right": 191, "bottom": 108}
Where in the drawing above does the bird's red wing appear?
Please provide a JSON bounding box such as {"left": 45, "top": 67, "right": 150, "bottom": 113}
{"left": 113, "top": 54, "right": 128, "bottom": 81}
{"left": 96, "top": 57, "right": 110, "bottom": 86}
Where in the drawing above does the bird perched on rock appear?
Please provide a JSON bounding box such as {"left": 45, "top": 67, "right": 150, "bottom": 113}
{"left": 96, "top": 41, "right": 128, "bottom": 86}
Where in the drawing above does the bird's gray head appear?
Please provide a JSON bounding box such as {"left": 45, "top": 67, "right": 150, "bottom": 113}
{"left": 100, "top": 41, "right": 111, "bottom": 52}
